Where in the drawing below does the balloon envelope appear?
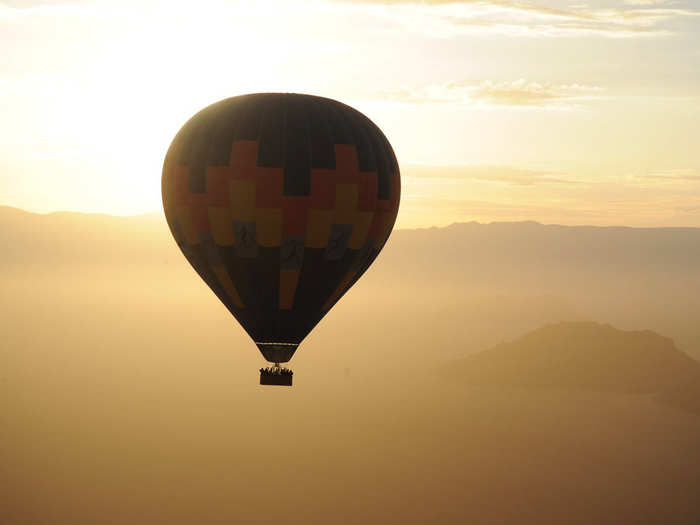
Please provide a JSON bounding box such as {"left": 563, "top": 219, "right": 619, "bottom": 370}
{"left": 162, "top": 93, "right": 400, "bottom": 363}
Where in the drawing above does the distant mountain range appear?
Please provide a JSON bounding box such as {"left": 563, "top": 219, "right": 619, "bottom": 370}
{"left": 387, "top": 220, "right": 700, "bottom": 290}
{"left": 2, "top": 205, "right": 699, "bottom": 359}
{"left": 0, "top": 206, "right": 170, "bottom": 268}
{"left": 3, "top": 205, "right": 700, "bottom": 274}
{"left": 443, "top": 322, "right": 700, "bottom": 414}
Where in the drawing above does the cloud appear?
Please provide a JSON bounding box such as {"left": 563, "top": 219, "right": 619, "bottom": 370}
{"left": 623, "top": 0, "right": 668, "bottom": 5}
{"left": 636, "top": 169, "right": 700, "bottom": 182}
{"left": 3, "top": 1, "right": 698, "bottom": 39}
{"left": 470, "top": 80, "right": 602, "bottom": 106}
{"left": 340, "top": 0, "right": 700, "bottom": 39}
{"left": 675, "top": 205, "right": 700, "bottom": 213}
{"left": 368, "top": 79, "right": 603, "bottom": 108}
{"left": 408, "top": 195, "right": 700, "bottom": 226}
{"left": 399, "top": 165, "right": 700, "bottom": 227}
{"left": 404, "top": 165, "right": 584, "bottom": 185}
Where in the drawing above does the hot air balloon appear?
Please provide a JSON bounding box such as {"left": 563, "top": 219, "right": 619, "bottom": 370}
{"left": 162, "top": 93, "right": 400, "bottom": 385}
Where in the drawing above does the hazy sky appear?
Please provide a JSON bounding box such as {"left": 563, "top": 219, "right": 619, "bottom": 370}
{"left": 1, "top": 0, "right": 699, "bottom": 227}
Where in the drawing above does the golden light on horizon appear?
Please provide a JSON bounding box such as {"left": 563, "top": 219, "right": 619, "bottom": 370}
{"left": 0, "top": 0, "right": 699, "bottom": 227}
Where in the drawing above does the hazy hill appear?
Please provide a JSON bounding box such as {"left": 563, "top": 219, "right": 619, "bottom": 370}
{"left": 388, "top": 220, "right": 700, "bottom": 284}
{"left": 443, "top": 322, "right": 700, "bottom": 413}
{"left": 0, "top": 206, "right": 171, "bottom": 269}
{"left": 4, "top": 205, "right": 700, "bottom": 276}
{"left": 1, "top": 205, "right": 699, "bottom": 358}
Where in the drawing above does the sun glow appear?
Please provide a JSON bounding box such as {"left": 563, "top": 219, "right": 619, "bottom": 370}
{"left": 8, "top": 0, "right": 330, "bottom": 214}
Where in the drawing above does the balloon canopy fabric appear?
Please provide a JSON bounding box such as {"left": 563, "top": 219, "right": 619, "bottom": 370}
{"left": 162, "top": 93, "right": 400, "bottom": 363}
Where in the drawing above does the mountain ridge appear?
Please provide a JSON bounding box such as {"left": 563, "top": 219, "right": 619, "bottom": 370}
{"left": 442, "top": 321, "right": 700, "bottom": 413}
{"left": 4, "top": 204, "right": 700, "bottom": 231}
{"left": 3, "top": 204, "right": 700, "bottom": 359}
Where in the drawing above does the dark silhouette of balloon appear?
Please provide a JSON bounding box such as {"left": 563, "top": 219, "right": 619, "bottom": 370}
{"left": 162, "top": 93, "right": 400, "bottom": 368}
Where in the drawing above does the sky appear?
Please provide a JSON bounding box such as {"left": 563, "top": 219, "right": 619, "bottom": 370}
{"left": 1, "top": 0, "right": 699, "bottom": 227}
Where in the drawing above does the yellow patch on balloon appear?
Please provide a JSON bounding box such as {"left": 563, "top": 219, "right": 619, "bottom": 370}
{"left": 229, "top": 179, "right": 256, "bottom": 221}
{"left": 177, "top": 205, "right": 200, "bottom": 245}
{"left": 305, "top": 210, "right": 333, "bottom": 248}
{"left": 208, "top": 207, "right": 235, "bottom": 246}
{"left": 256, "top": 208, "right": 283, "bottom": 247}
{"left": 348, "top": 211, "right": 374, "bottom": 249}
{"left": 333, "top": 184, "right": 359, "bottom": 225}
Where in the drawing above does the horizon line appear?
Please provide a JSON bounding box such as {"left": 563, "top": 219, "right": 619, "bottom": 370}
{"left": 2, "top": 204, "right": 700, "bottom": 231}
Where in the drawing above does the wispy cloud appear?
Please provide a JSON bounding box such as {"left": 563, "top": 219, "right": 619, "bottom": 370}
{"left": 636, "top": 169, "right": 700, "bottom": 182}
{"left": 405, "top": 165, "right": 584, "bottom": 185}
{"left": 3, "top": 0, "right": 698, "bottom": 39}
{"left": 368, "top": 79, "right": 603, "bottom": 108}
{"left": 471, "top": 80, "right": 603, "bottom": 106}
{"left": 399, "top": 165, "right": 700, "bottom": 227}
{"left": 623, "top": 0, "right": 669, "bottom": 5}
{"left": 341, "top": 0, "right": 700, "bottom": 39}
